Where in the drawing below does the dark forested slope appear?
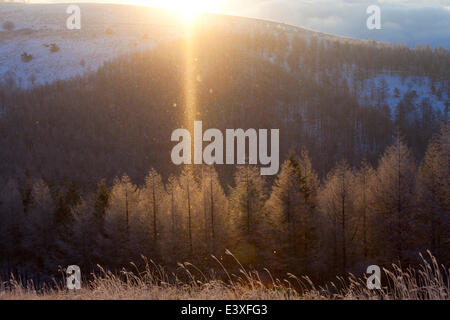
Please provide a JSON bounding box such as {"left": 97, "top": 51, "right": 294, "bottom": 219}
{"left": 0, "top": 22, "right": 448, "bottom": 186}
{"left": 0, "top": 17, "right": 449, "bottom": 283}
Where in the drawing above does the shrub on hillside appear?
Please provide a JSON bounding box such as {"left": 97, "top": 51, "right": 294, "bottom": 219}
{"left": 21, "top": 52, "right": 33, "bottom": 63}
{"left": 49, "top": 43, "right": 60, "bottom": 53}
{"left": 2, "top": 20, "right": 15, "bottom": 31}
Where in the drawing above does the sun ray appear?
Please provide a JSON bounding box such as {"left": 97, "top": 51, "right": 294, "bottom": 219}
{"left": 183, "top": 22, "right": 197, "bottom": 135}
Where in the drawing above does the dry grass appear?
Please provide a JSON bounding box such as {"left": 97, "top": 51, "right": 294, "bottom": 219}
{"left": 1, "top": 251, "right": 448, "bottom": 300}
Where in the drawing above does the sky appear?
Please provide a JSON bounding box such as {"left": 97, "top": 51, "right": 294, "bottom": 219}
{"left": 24, "top": 0, "right": 450, "bottom": 49}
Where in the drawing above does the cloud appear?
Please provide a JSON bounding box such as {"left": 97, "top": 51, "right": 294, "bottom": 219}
{"left": 224, "top": 0, "right": 450, "bottom": 49}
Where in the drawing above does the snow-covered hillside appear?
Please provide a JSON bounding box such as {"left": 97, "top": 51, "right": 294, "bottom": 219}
{"left": 0, "top": 3, "right": 350, "bottom": 88}
{"left": 360, "top": 74, "right": 448, "bottom": 115}
{"left": 0, "top": 3, "right": 184, "bottom": 87}
{"left": 1, "top": 2, "right": 448, "bottom": 118}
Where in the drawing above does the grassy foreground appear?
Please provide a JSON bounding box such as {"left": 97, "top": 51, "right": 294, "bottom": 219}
{"left": 1, "top": 251, "right": 448, "bottom": 300}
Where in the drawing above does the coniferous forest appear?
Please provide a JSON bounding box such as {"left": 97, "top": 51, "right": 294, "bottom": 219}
{"left": 0, "top": 22, "right": 449, "bottom": 288}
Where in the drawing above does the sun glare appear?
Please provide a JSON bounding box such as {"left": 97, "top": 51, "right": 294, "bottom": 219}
{"left": 163, "top": 0, "right": 213, "bottom": 22}
{"left": 126, "top": 0, "right": 217, "bottom": 23}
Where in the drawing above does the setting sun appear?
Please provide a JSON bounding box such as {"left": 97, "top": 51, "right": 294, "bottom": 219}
{"left": 166, "top": 0, "right": 210, "bottom": 21}
{"left": 130, "top": 0, "right": 216, "bottom": 22}
{"left": 167, "top": 0, "right": 202, "bottom": 21}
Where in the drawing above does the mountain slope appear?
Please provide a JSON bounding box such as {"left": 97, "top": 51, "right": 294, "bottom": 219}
{"left": 0, "top": 2, "right": 448, "bottom": 186}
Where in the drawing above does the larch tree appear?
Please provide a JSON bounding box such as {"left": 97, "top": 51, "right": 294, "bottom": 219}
{"left": 370, "top": 135, "right": 417, "bottom": 264}
{"left": 417, "top": 123, "right": 449, "bottom": 262}
{"left": 176, "top": 166, "right": 201, "bottom": 259}
{"left": 54, "top": 181, "right": 82, "bottom": 265}
{"left": 199, "top": 165, "right": 229, "bottom": 257}
{"left": 140, "top": 168, "right": 167, "bottom": 258}
{"left": 229, "top": 165, "right": 267, "bottom": 266}
{"left": 319, "top": 160, "right": 356, "bottom": 275}
{"left": 92, "top": 179, "right": 109, "bottom": 226}
{"left": 291, "top": 150, "right": 320, "bottom": 273}
{"left": 266, "top": 150, "right": 319, "bottom": 273}
{"left": 266, "top": 155, "right": 303, "bottom": 271}
{"left": 89, "top": 179, "right": 110, "bottom": 264}
{"left": 71, "top": 197, "right": 96, "bottom": 270}
{"left": 351, "top": 160, "right": 376, "bottom": 263}
{"left": 0, "top": 179, "right": 25, "bottom": 270}
{"left": 104, "top": 174, "right": 139, "bottom": 266}
{"left": 26, "top": 179, "right": 56, "bottom": 272}
{"left": 163, "top": 174, "right": 187, "bottom": 263}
